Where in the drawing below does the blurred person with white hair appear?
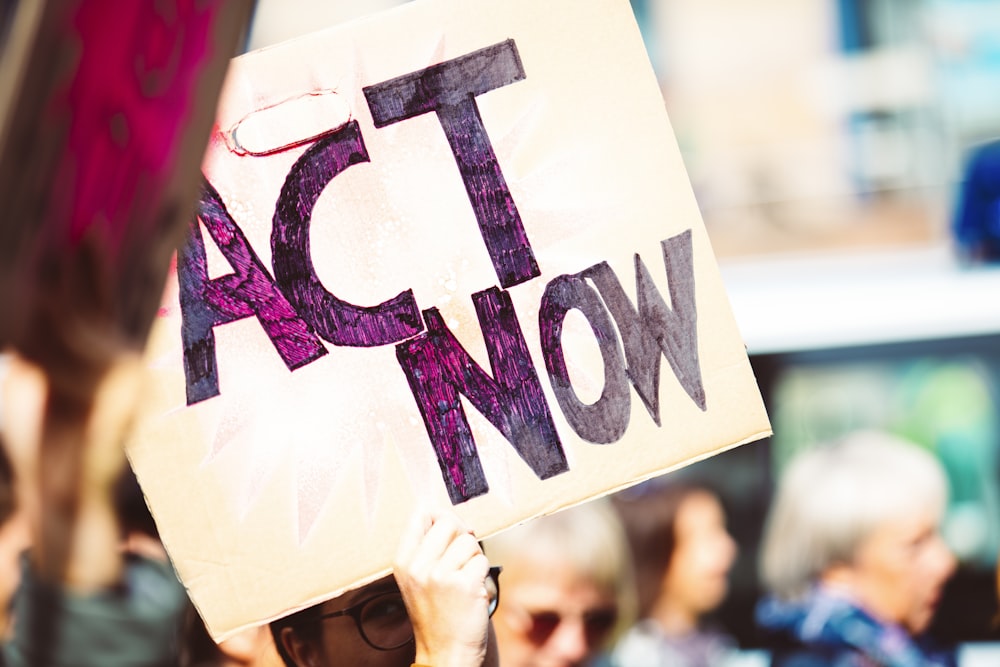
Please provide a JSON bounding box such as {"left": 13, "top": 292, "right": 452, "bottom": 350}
{"left": 484, "top": 498, "right": 636, "bottom": 667}
{"left": 755, "top": 431, "right": 957, "bottom": 667}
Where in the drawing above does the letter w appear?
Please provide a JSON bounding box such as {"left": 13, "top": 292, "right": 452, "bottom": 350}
{"left": 584, "top": 229, "right": 706, "bottom": 424}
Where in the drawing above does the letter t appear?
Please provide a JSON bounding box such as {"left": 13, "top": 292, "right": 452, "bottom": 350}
{"left": 363, "top": 39, "right": 539, "bottom": 288}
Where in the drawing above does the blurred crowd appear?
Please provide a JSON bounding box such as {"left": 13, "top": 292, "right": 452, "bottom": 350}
{"left": 0, "top": 351, "right": 995, "bottom": 667}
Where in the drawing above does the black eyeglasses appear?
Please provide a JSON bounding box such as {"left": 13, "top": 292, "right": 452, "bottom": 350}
{"left": 318, "top": 565, "right": 502, "bottom": 651}
{"left": 485, "top": 565, "right": 502, "bottom": 615}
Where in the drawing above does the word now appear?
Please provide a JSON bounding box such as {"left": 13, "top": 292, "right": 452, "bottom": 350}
{"left": 179, "top": 40, "right": 705, "bottom": 503}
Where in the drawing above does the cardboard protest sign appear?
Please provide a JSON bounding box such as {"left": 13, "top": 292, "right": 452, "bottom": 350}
{"left": 128, "top": 0, "right": 771, "bottom": 640}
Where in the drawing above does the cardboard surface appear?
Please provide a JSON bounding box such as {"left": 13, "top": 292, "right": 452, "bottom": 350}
{"left": 128, "top": 0, "right": 771, "bottom": 640}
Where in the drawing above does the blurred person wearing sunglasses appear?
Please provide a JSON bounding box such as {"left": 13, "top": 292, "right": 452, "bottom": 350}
{"left": 270, "top": 510, "right": 500, "bottom": 667}
{"left": 607, "top": 480, "right": 739, "bottom": 667}
{"left": 483, "top": 499, "right": 635, "bottom": 667}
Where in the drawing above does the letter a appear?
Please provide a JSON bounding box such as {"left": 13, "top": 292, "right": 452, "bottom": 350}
{"left": 178, "top": 180, "right": 327, "bottom": 405}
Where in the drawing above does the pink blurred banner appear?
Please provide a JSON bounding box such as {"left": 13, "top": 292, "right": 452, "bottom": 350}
{"left": 0, "top": 0, "right": 254, "bottom": 355}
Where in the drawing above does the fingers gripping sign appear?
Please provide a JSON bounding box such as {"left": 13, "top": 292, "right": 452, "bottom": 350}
{"left": 394, "top": 510, "right": 496, "bottom": 667}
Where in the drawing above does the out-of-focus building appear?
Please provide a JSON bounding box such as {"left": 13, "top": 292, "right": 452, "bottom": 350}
{"left": 246, "top": 0, "right": 409, "bottom": 51}
{"left": 637, "top": 0, "right": 1000, "bottom": 258}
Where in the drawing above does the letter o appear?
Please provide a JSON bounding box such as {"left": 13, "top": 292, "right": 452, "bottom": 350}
{"left": 538, "top": 273, "right": 630, "bottom": 443}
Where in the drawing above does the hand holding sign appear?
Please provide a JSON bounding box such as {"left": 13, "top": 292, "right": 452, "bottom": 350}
{"left": 129, "top": 0, "right": 771, "bottom": 640}
{"left": 394, "top": 511, "right": 495, "bottom": 667}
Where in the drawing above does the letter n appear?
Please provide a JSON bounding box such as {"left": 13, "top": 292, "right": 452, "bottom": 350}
{"left": 178, "top": 180, "right": 327, "bottom": 405}
{"left": 396, "top": 287, "right": 567, "bottom": 503}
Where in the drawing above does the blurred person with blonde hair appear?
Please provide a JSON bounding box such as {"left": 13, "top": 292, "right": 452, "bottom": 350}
{"left": 756, "top": 431, "right": 957, "bottom": 666}
{"left": 484, "top": 498, "right": 635, "bottom": 667}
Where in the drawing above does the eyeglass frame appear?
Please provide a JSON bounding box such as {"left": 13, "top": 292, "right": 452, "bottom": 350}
{"left": 315, "top": 565, "right": 503, "bottom": 651}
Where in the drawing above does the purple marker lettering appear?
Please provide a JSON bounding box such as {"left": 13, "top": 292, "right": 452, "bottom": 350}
{"left": 538, "top": 273, "right": 630, "bottom": 444}
{"left": 178, "top": 181, "right": 327, "bottom": 405}
{"left": 272, "top": 121, "right": 423, "bottom": 346}
{"left": 396, "top": 287, "right": 567, "bottom": 504}
{"left": 585, "top": 229, "right": 706, "bottom": 422}
{"left": 363, "top": 40, "right": 539, "bottom": 289}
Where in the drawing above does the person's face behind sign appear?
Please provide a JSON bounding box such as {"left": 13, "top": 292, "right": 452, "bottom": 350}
{"left": 834, "top": 507, "right": 955, "bottom": 635}
{"left": 493, "top": 556, "right": 618, "bottom": 667}
{"left": 280, "top": 576, "right": 416, "bottom": 667}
